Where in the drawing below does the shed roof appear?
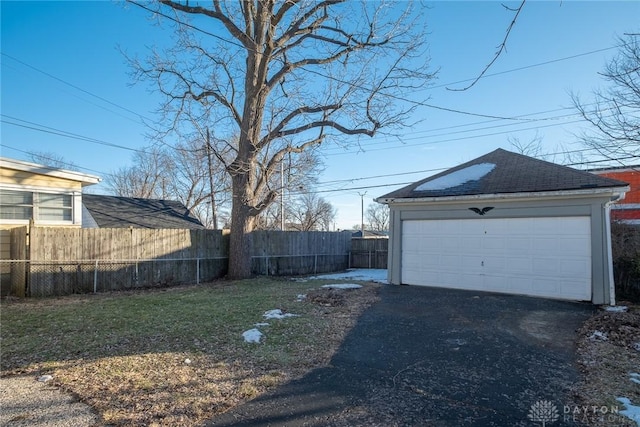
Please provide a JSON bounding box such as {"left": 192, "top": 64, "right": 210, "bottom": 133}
{"left": 82, "top": 194, "right": 205, "bottom": 229}
{"left": 377, "top": 149, "right": 628, "bottom": 201}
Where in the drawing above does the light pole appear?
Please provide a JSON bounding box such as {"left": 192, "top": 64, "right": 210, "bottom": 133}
{"left": 358, "top": 191, "right": 367, "bottom": 237}
{"left": 280, "top": 160, "right": 285, "bottom": 231}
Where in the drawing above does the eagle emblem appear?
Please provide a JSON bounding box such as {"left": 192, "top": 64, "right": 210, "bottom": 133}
{"left": 469, "top": 207, "right": 494, "bottom": 216}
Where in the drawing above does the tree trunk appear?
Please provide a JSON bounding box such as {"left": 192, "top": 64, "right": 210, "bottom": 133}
{"left": 227, "top": 175, "right": 256, "bottom": 279}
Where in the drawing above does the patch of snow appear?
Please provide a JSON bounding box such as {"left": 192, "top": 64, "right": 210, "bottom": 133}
{"left": 588, "top": 330, "right": 608, "bottom": 341}
{"left": 630, "top": 373, "right": 640, "bottom": 385}
{"left": 617, "top": 397, "right": 640, "bottom": 426}
{"left": 37, "top": 375, "right": 53, "bottom": 383}
{"left": 633, "top": 342, "right": 640, "bottom": 352}
{"left": 307, "top": 269, "right": 388, "bottom": 284}
{"left": 605, "top": 305, "right": 628, "bottom": 312}
{"left": 414, "top": 163, "right": 496, "bottom": 191}
{"left": 263, "top": 309, "right": 298, "bottom": 320}
{"left": 254, "top": 322, "right": 270, "bottom": 327}
{"left": 292, "top": 278, "right": 308, "bottom": 283}
{"left": 321, "top": 283, "right": 362, "bottom": 290}
{"left": 296, "top": 294, "right": 307, "bottom": 301}
{"left": 242, "top": 328, "right": 263, "bottom": 343}
{"left": 184, "top": 358, "right": 191, "bottom": 365}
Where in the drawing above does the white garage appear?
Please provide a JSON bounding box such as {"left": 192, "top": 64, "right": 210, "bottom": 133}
{"left": 401, "top": 217, "right": 591, "bottom": 300}
{"left": 377, "top": 149, "right": 629, "bottom": 304}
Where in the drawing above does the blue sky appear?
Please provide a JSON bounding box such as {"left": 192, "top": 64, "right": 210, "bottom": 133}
{"left": 1, "top": 1, "right": 639, "bottom": 229}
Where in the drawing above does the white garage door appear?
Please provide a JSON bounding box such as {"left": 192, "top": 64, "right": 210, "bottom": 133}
{"left": 401, "top": 217, "right": 591, "bottom": 300}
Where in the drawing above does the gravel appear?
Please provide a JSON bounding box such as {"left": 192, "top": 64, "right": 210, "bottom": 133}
{"left": 0, "top": 375, "right": 98, "bottom": 427}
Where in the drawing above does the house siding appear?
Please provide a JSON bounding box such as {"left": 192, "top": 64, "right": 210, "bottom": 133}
{"left": 0, "top": 168, "right": 84, "bottom": 191}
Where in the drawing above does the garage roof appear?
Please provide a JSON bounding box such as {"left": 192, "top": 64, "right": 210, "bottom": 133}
{"left": 378, "top": 149, "right": 628, "bottom": 200}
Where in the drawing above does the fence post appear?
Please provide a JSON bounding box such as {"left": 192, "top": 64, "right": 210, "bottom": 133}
{"left": 368, "top": 251, "right": 372, "bottom": 269}
{"left": 93, "top": 260, "right": 98, "bottom": 293}
{"left": 314, "top": 254, "right": 318, "bottom": 274}
{"left": 196, "top": 258, "right": 200, "bottom": 285}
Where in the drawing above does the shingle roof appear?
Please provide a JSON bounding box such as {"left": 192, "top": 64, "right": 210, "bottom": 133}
{"left": 82, "top": 194, "right": 205, "bottom": 229}
{"left": 378, "top": 149, "right": 628, "bottom": 200}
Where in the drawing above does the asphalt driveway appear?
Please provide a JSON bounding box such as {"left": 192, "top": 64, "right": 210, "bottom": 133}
{"left": 207, "top": 284, "right": 596, "bottom": 427}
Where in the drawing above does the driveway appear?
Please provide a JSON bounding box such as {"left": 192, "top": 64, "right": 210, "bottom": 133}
{"left": 207, "top": 285, "right": 595, "bottom": 427}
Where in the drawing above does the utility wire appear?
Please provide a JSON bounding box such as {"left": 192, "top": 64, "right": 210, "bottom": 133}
{"left": 1, "top": 53, "right": 151, "bottom": 123}
{"left": 1, "top": 115, "right": 147, "bottom": 154}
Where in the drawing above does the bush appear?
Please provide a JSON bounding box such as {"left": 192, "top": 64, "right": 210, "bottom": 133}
{"left": 611, "top": 222, "right": 640, "bottom": 303}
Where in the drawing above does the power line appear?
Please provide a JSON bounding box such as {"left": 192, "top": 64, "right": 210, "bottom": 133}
{"left": 0, "top": 144, "right": 113, "bottom": 177}
{"left": 127, "top": 1, "right": 531, "bottom": 122}
{"left": 1, "top": 53, "right": 151, "bottom": 123}
{"left": 1, "top": 115, "right": 147, "bottom": 154}
{"left": 130, "top": 2, "right": 626, "bottom": 122}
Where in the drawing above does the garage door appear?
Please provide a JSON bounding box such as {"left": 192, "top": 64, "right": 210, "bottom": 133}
{"left": 401, "top": 217, "right": 591, "bottom": 300}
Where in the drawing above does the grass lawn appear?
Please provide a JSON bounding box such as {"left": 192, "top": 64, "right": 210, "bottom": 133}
{"left": 1, "top": 276, "right": 380, "bottom": 426}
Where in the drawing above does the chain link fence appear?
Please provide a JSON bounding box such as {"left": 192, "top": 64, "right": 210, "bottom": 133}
{"left": 1, "top": 258, "right": 228, "bottom": 297}
{"left": 1, "top": 252, "right": 351, "bottom": 297}
{"left": 252, "top": 253, "right": 349, "bottom": 276}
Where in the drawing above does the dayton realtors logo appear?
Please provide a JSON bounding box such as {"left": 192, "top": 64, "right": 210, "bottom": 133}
{"left": 528, "top": 400, "right": 560, "bottom": 426}
{"left": 528, "top": 400, "right": 624, "bottom": 425}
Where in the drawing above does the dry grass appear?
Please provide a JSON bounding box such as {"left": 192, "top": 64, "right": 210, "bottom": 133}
{"left": 1, "top": 277, "right": 380, "bottom": 426}
{"left": 572, "top": 303, "right": 640, "bottom": 427}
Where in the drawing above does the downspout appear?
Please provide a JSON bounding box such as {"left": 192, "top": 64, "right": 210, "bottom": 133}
{"left": 605, "top": 191, "right": 625, "bottom": 306}
{"left": 604, "top": 200, "right": 615, "bottom": 306}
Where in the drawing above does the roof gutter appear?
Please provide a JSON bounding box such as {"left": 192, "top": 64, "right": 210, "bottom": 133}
{"left": 375, "top": 186, "right": 630, "bottom": 205}
{"left": 0, "top": 157, "right": 101, "bottom": 185}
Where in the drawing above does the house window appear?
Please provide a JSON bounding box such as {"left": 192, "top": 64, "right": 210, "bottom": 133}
{"left": 0, "top": 190, "right": 72, "bottom": 222}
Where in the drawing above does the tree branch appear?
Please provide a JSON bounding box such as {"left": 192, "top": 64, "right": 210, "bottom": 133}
{"left": 447, "top": 0, "right": 526, "bottom": 91}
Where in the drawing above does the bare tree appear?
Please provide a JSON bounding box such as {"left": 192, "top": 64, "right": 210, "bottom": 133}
{"left": 289, "top": 192, "right": 336, "bottom": 231}
{"left": 366, "top": 202, "right": 389, "bottom": 231}
{"left": 573, "top": 33, "right": 640, "bottom": 163}
{"left": 107, "top": 139, "right": 231, "bottom": 228}
{"left": 170, "top": 137, "right": 231, "bottom": 228}
{"left": 28, "top": 152, "right": 77, "bottom": 170}
{"left": 106, "top": 146, "right": 173, "bottom": 199}
{"left": 131, "top": 0, "right": 433, "bottom": 278}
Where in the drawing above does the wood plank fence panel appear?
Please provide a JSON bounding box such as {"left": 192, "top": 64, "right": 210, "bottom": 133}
{"left": 350, "top": 237, "right": 388, "bottom": 269}
{"left": 10, "top": 227, "right": 352, "bottom": 297}
{"left": 24, "top": 227, "right": 231, "bottom": 296}
{"left": 7, "top": 227, "right": 28, "bottom": 297}
{"left": 249, "top": 230, "right": 351, "bottom": 276}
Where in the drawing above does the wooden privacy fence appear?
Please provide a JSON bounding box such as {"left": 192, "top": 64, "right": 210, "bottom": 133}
{"left": 251, "top": 230, "right": 351, "bottom": 276}
{"left": 4, "top": 227, "right": 352, "bottom": 297}
{"left": 349, "top": 237, "right": 388, "bottom": 269}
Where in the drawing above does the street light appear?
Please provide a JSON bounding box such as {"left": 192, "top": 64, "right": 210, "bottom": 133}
{"left": 358, "top": 191, "right": 367, "bottom": 237}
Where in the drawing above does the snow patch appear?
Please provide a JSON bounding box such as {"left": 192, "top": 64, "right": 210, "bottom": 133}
{"left": 307, "top": 269, "right": 388, "bottom": 284}
{"left": 605, "top": 305, "right": 628, "bottom": 312}
{"left": 633, "top": 342, "right": 640, "bottom": 352}
{"left": 242, "top": 328, "right": 263, "bottom": 343}
{"left": 254, "top": 322, "right": 270, "bottom": 327}
{"left": 37, "top": 375, "right": 53, "bottom": 383}
{"left": 617, "top": 397, "right": 640, "bottom": 426}
{"left": 415, "top": 163, "right": 496, "bottom": 191}
{"left": 263, "top": 309, "right": 298, "bottom": 320}
{"left": 630, "top": 373, "right": 640, "bottom": 385}
{"left": 588, "top": 330, "right": 609, "bottom": 341}
{"left": 321, "top": 283, "right": 362, "bottom": 290}
{"left": 296, "top": 294, "right": 307, "bottom": 301}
